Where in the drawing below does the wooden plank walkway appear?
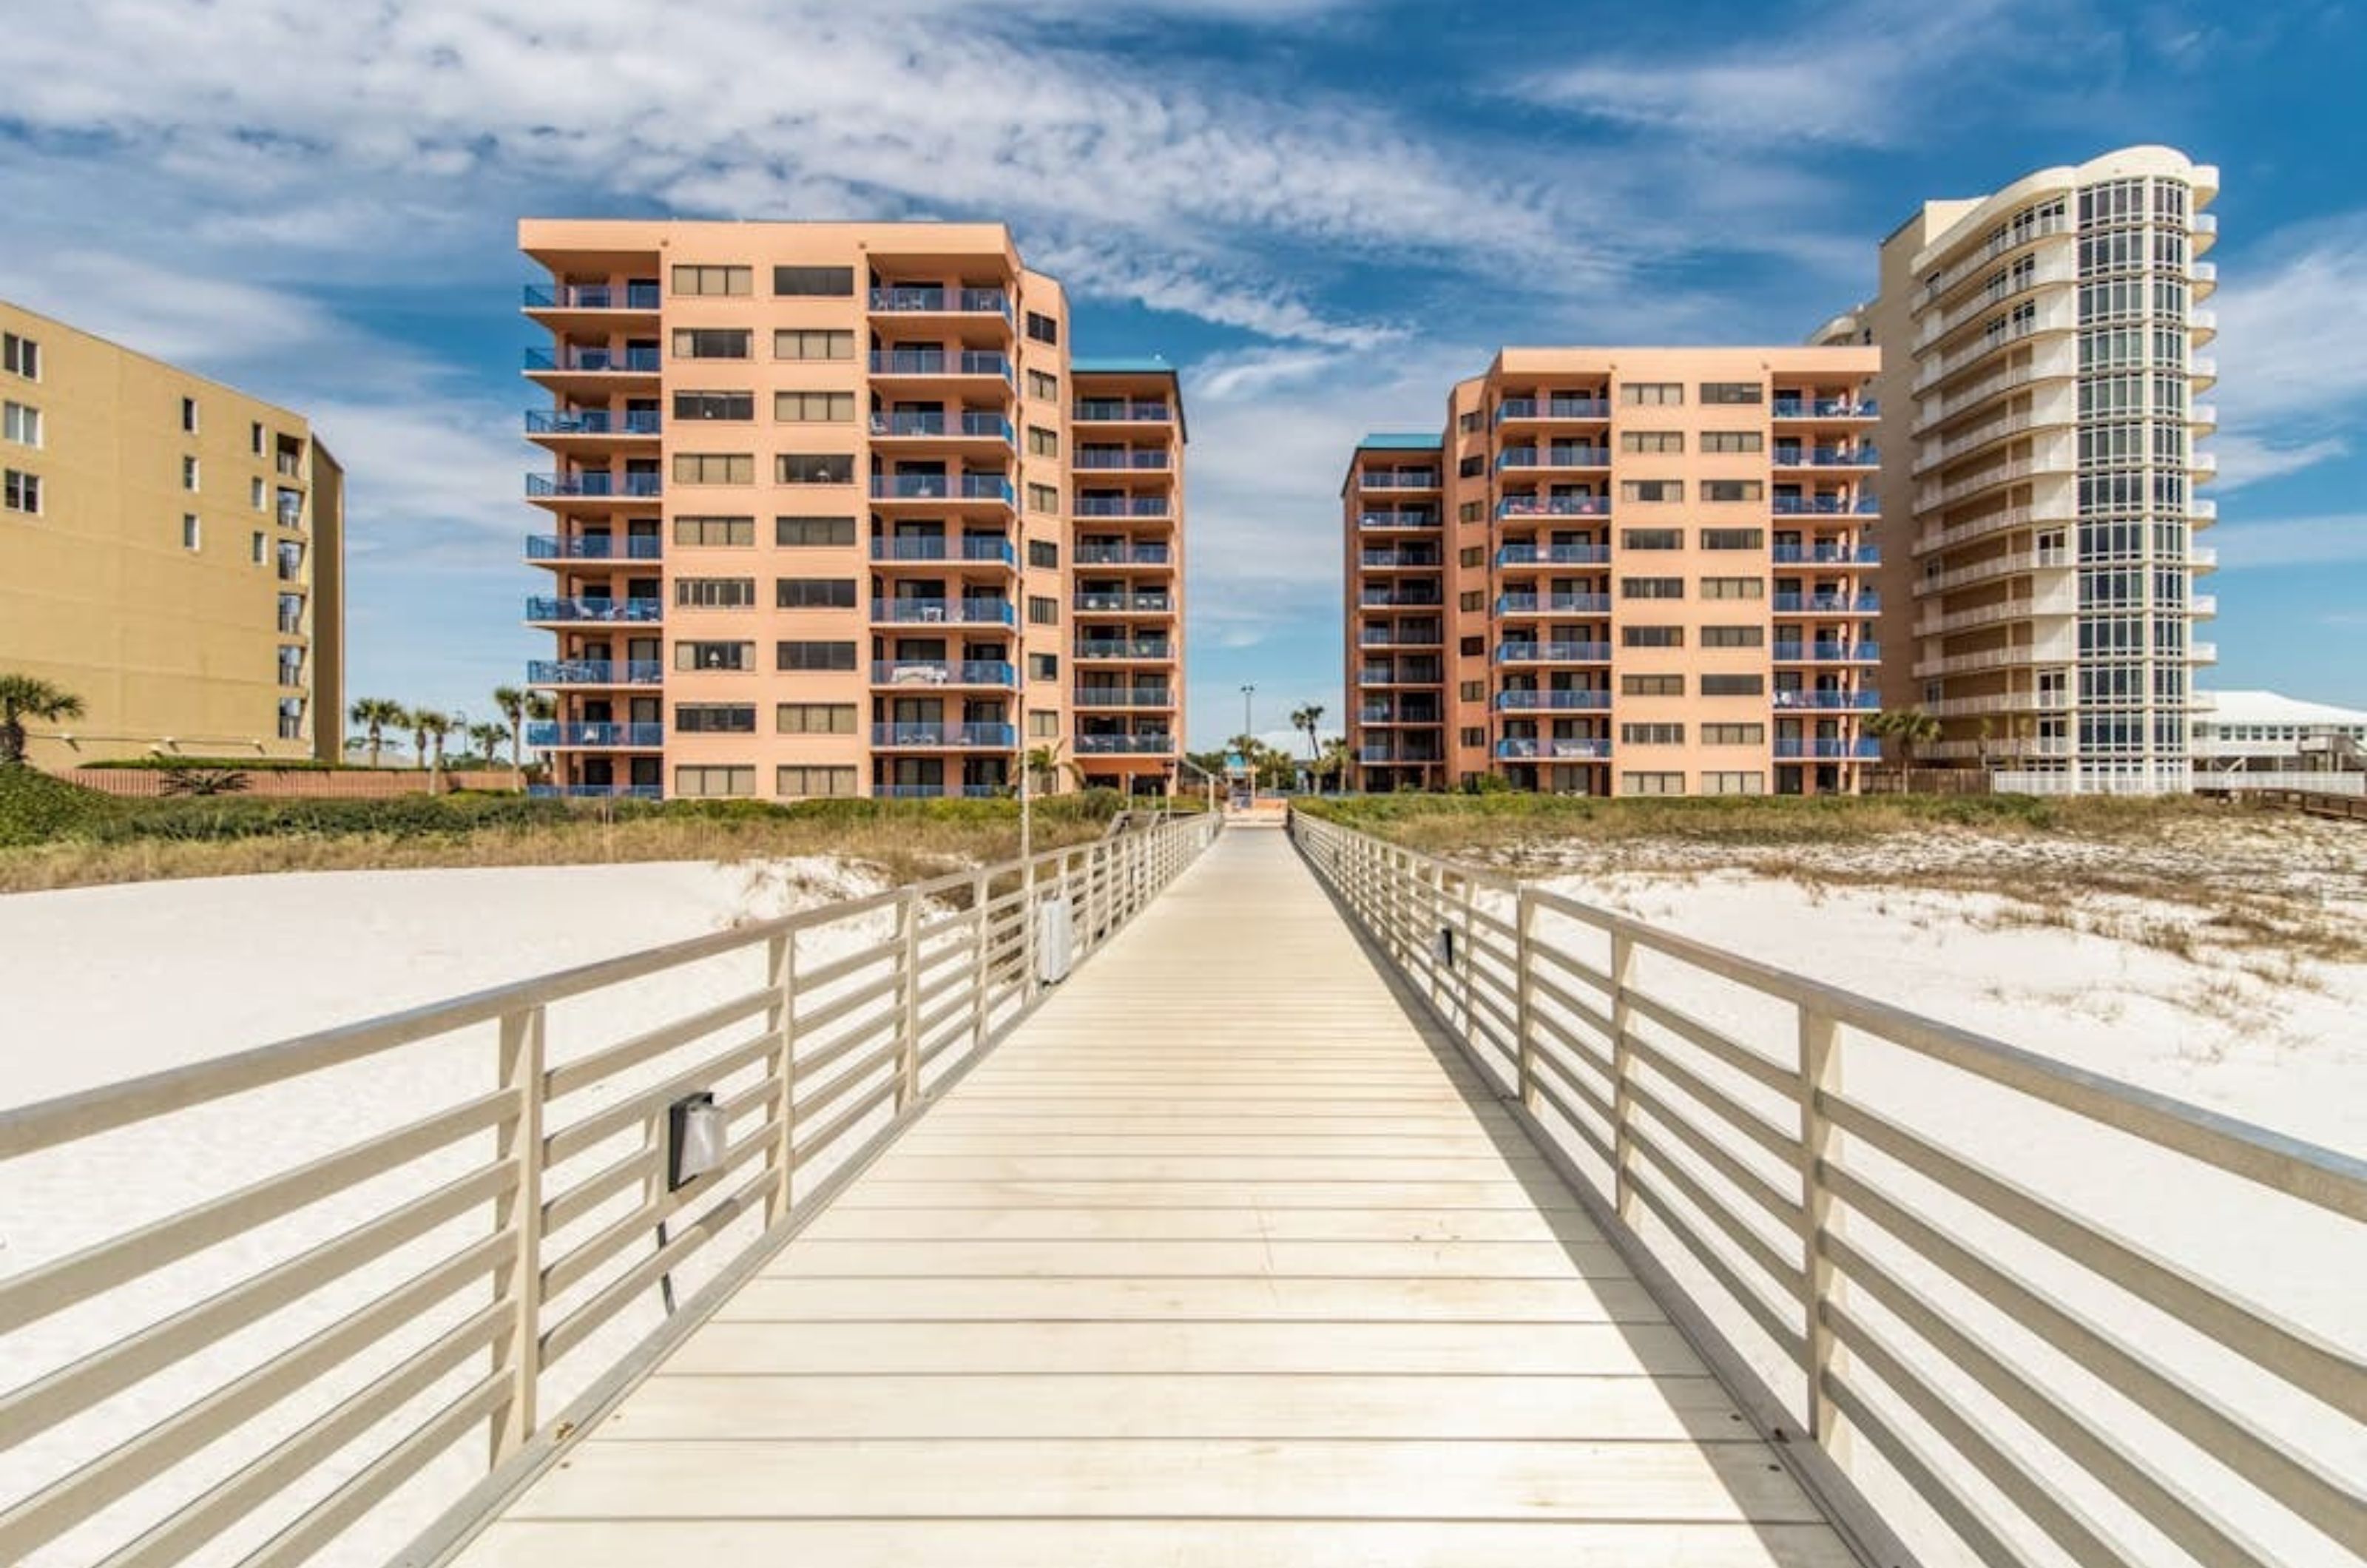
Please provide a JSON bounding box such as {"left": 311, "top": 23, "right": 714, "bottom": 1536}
{"left": 453, "top": 823, "right": 1857, "bottom": 1567}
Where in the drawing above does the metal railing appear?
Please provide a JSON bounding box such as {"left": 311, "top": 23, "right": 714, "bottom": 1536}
{"left": 0, "top": 814, "right": 1219, "bottom": 1568}
{"left": 1291, "top": 812, "right": 2366, "bottom": 1568}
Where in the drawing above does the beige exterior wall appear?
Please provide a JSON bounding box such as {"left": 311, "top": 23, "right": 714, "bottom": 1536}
{"left": 0, "top": 300, "right": 343, "bottom": 767}
{"left": 1346, "top": 345, "right": 1881, "bottom": 797}
{"left": 519, "top": 220, "right": 1184, "bottom": 801}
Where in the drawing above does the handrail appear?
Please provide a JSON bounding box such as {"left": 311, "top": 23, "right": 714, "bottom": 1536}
{"left": 0, "top": 813, "right": 1219, "bottom": 1567}
{"left": 1289, "top": 810, "right": 2367, "bottom": 1568}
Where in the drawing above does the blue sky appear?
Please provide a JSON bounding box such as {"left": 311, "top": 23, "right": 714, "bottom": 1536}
{"left": 3, "top": 0, "right": 2363, "bottom": 750}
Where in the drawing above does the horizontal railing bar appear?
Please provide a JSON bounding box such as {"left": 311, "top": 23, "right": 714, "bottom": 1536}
{"left": 541, "top": 1115, "right": 777, "bottom": 1302}
{"left": 1626, "top": 1162, "right": 1806, "bottom": 1366}
{"left": 914, "top": 959, "right": 971, "bottom": 1014}
{"left": 786, "top": 1010, "right": 894, "bottom": 1085}
{"left": 914, "top": 989, "right": 972, "bottom": 1049}
{"left": 0, "top": 1090, "right": 511, "bottom": 1337}
{"left": 541, "top": 985, "right": 777, "bottom": 1101}
{"left": 1621, "top": 1029, "right": 1802, "bottom": 1171}
{"left": 543, "top": 1033, "right": 773, "bottom": 1168}
{"left": 1624, "top": 988, "right": 1800, "bottom": 1098}
{"left": 1823, "top": 1091, "right": 2366, "bottom": 1418}
{"left": 1528, "top": 936, "right": 1614, "bottom": 996}
{"left": 1823, "top": 1365, "right": 2042, "bottom": 1568}
{"left": 916, "top": 909, "right": 975, "bottom": 943}
{"left": 0, "top": 1165, "right": 510, "bottom": 1456}
{"left": 540, "top": 1142, "right": 660, "bottom": 1238}
{"left": 1527, "top": 967, "right": 1615, "bottom": 1062}
{"left": 539, "top": 1169, "right": 772, "bottom": 1368}
{"left": 794, "top": 938, "right": 899, "bottom": 996}
{"left": 1527, "top": 1066, "right": 1617, "bottom": 1172}
{"left": 789, "top": 966, "right": 905, "bottom": 1047}
{"left": 1626, "top": 1116, "right": 1809, "bottom": 1305}
{"left": 791, "top": 1075, "right": 902, "bottom": 1169}
{"left": 792, "top": 1041, "right": 899, "bottom": 1126}
{"left": 1525, "top": 1020, "right": 1617, "bottom": 1129}
{"left": 1630, "top": 1075, "right": 1806, "bottom": 1235}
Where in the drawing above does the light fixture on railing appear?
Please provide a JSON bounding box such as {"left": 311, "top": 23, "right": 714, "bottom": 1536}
{"left": 667, "top": 1092, "right": 727, "bottom": 1189}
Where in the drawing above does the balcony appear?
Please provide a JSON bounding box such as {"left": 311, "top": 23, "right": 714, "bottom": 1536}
{"left": 871, "top": 535, "right": 1017, "bottom": 565}
{"left": 1499, "top": 446, "right": 1611, "bottom": 470}
{"left": 1497, "top": 544, "right": 1611, "bottom": 567}
{"left": 527, "top": 534, "right": 663, "bottom": 561}
{"left": 869, "top": 410, "right": 1014, "bottom": 442}
{"left": 1073, "top": 686, "right": 1174, "bottom": 708}
{"left": 1076, "top": 591, "right": 1174, "bottom": 613}
{"left": 1076, "top": 734, "right": 1175, "bottom": 755}
{"left": 1772, "top": 592, "right": 1880, "bottom": 614}
{"left": 523, "top": 283, "right": 661, "bottom": 311}
{"left": 1357, "top": 510, "right": 1440, "bottom": 530}
{"left": 1774, "top": 739, "right": 1885, "bottom": 760}
{"left": 1358, "top": 627, "right": 1443, "bottom": 648}
{"left": 1360, "top": 471, "right": 1441, "bottom": 491}
{"left": 530, "top": 784, "right": 664, "bottom": 801}
{"left": 1496, "top": 737, "right": 1613, "bottom": 760}
{"left": 1076, "top": 496, "right": 1172, "bottom": 518}
{"left": 2189, "top": 641, "right": 2220, "bottom": 663}
{"left": 528, "top": 659, "right": 665, "bottom": 686}
{"left": 1772, "top": 544, "right": 1880, "bottom": 565}
{"left": 870, "top": 473, "right": 1016, "bottom": 504}
{"left": 1360, "top": 592, "right": 1445, "bottom": 610}
{"left": 2190, "top": 545, "right": 2218, "bottom": 570}
{"left": 526, "top": 722, "right": 665, "bottom": 748}
{"left": 1073, "top": 544, "right": 1171, "bottom": 566}
{"left": 874, "top": 598, "right": 1018, "bottom": 626}
{"left": 527, "top": 473, "right": 663, "bottom": 499}
{"left": 2192, "top": 594, "right": 2218, "bottom": 618}
{"left": 874, "top": 660, "right": 1017, "bottom": 689}
{"left": 1497, "top": 592, "right": 1613, "bottom": 615}
{"left": 1772, "top": 397, "right": 1877, "bottom": 420}
{"left": 1772, "top": 642, "right": 1881, "bottom": 663}
{"left": 526, "top": 409, "right": 662, "bottom": 436}
{"left": 1772, "top": 690, "right": 1881, "bottom": 712}
{"left": 869, "top": 350, "right": 1013, "bottom": 381}
{"left": 1772, "top": 495, "right": 1881, "bottom": 517}
{"left": 1358, "top": 666, "right": 1442, "bottom": 687}
{"left": 1496, "top": 396, "right": 1610, "bottom": 422}
{"left": 866, "top": 286, "right": 1011, "bottom": 318}
{"left": 525, "top": 597, "right": 663, "bottom": 623}
{"left": 1359, "top": 747, "right": 1444, "bottom": 766}
{"left": 877, "top": 784, "right": 1005, "bottom": 800}
{"left": 871, "top": 723, "right": 1017, "bottom": 748}
{"left": 1496, "top": 642, "right": 1613, "bottom": 664}
{"left": 524, "top": 346, "right": 661, "bottom": 374}
{"left": 1073, "top": 400, "right": 1172, "bottom": 424}
{"left": 1074, "top": 449, "right": 1171, "bottom": 471}
{"left": 1773, "top": 446, "right": 1878, "bottom": 469}
{"left": 1496, "top": 690, "right": 1612, "bottom": 712}
{"left": 1076, "top": 639, "right": 1175, "bottom": 660}
{"left": 1498, "top": 496, "right": 1610, "bottom": 519}
{"left": 1361, "top": 550, "right": 1442, "bottom": 570}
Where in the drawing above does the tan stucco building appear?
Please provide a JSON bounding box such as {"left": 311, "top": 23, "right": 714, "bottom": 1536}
{"left": 518, "top": 220, "right": 1186, "bottom": 800}
{"left": 1345, "top": 346, "right": 1883, "bottom": 796}
{"left": 0, "top": 300, "right": 344, "bottom": 766}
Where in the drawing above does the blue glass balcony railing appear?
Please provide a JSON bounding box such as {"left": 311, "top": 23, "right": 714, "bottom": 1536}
{"left": 1772, "top": 592, "right": 1881, "bottom": 614}
{"left": 873, "top": 598, "right": 1019, "bottom": 625}
{"left": 1074, "top": 544, "right": 1172, "bottom": 565}
{"left": 870, "top": 535, "right": 1017, "bottom": 564}
{"left": 1772, "top": 642, "right": 1883, "bottom": 663}
{"left": 525, "top": 409, "right": 662, "bottom": 436}
{"left": 1772, "top": 544, "right": 1882, "bottom": 564}
{"left": 869, "top": 349, "right": 1013, "bottom": 379}
{"left": 868, "top": 410, "right": 1015, "bottom": 441}
{"left": 1497, "top": 496, "right": 1611, "bottom": 518}
{"left": 1496, "top": 397, "right": 1611, "bottom": 422}
{"left": 523, "top": 283, "right": 661, "bottom": 311}
{"left": 873, "top": 660, "right": 1017, "bottom": 687}
{"left": 1774, "top": 447, "right": 1880, "bottom": 467}
{"left": 525, "top": 722, "right": 666, "bottom": 748}
{"left": 1771, "top": 495, "right": 1880, "bottom": 516}
{"left": 525, "top": 597, "right": 663, "bottom": 623}
{"left": 1073, "top": 449, "right": 1172, "bottom": 470}
{"left": 1494, "top": 689, "right": 1613, "bottom": 711}
{"left": 1075, "top": 496, "right": 1172, "bottom": 518}
{"left": 1076, "top": 592, "right": 1175, "bottom": 613}
{"left": 1774, "top": 738, "right": 1886, "bottom": 760}
{"left": 526, "top": 535, "right": 663, "bottom": 561}
{"left": 529, "top": 783, "right": 663, "bottom": 800}
{"left": 871, "top": 723, "right": 1018, "bottom": 748}
{"left": 1496, "top": 544, "right": 1612, "bottom": 567}
{"left": 1358, "top": 510, "right": 1441, "bottom": 530}
{"left": 1073, "top": 401, "right": 1173, "bottom": 422}
{"left": 869, "top": 473, "right": 1016, "bottom": 504}
{"left": 867, "top": 287, "right": 1012, "bottom": 317}
{"left": 1075, "top": 734, "right": 1175, "bottom": 754}
{"left": 875, "top": 784, "right": 1006, "bottom": 800}
{"left": 523, "top": 346, "right": 661, "bottom": 373}
{"left": 527, "top": 659, "right": 665, "bottom": 686}
{"left": 1076, "top": 639, "right": 1175, "bottom": 660}
{"left": 527, "top": 473, "right": 663, "bottom": 499}
{"left": 1496, "top": 592, "right": 1613, "bottom": 615}
{"left": 1496, "top": 737, "right": 1614, "bottom": 760}
{"left": 1497, "top": 447, "right": 1613, "bottom": 469}
{"left": 1073, "top": 687, "right": 1175, "bottom": 707}
{"left": 1495, "top": 642, "right": 1613, "bottom": 663}
{"left": 1772, "top": 690, "right": 1882, "bottom": 711}
{"left": 1772, "top": 397, "right": 1878, "bottom": 419}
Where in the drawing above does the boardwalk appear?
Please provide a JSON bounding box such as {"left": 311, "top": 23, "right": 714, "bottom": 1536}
{"left": 453, "top": 824, "right": 1854, "bottom": 1567}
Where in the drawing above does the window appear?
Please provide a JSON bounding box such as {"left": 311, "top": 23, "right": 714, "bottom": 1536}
{"left": 675, "top": 765, "right": 756, "bottom": 798}
{"left": 1, "top": 402, "right": 37, "bottom": 447}
{"left": 1457, "top": 455, "right": 1484, "bottom": 478}
{"left": 778, "top": 703, "right": 857, "bottom": 734}
{"left": 1459, "top": 501, "right": 1484, "bottom": 524}
{"left": 1459, "top": 546, "right": 1485, "bottom": 568}
{"left": 1028, "top": 539, "right": 1058, "bottom": 569}
{"left": 1622, "top": 674, "right": 1684, "bottom": 697}
{"left": 1621, "top": 723, "right": 1685, "bottom": 745}
{"left": 673, "top": 328, "right": 752, "bottom": 359}
{"left": 1621, "top": 771, "right": 1685, "bottom": 795}
{"left": 251, "top": 421, "right": 266, "bottom": 456}
{"left": 1704, "top": 479, "right": 1763, "bottom": 502}
{"left": 1460, "top": 727, "right": 1487, "bottom": 748}
{"left": 1027, "top": 425, "right": 1058, "bottom": 458}
{"left": 1028, "top": 652, "right": 1058, "bottom": 681}
{"left": 773, "top": 266, "right": 854, "bottom": 296}
{"left": 1701, "top": 673, "right": 1766, "bottom": 696}
{"left": 1459, "top": 590, "right": 1484, "bottom": 612}
{"left": 250, "top": 476, "right": 266, "bottom": 510}
{"left": 3, "top": 468, "right": 40, "bottom": 515}
{"left": 1027, "top": 482, "right": 1059, "bottom": 514}
{"left": 1701, "top": 577, "right": 1765, "bottom": 600}
{"left": 674, "top": 391, "right": 754, "bottom": 422}
{"left": 1030, "top": 711, "right": 1061, "bottom": 739}
{"left": 774, "top": 391, "right": 854, "bottom": 423}
{"left": 1702, "top": 723, "right": 1765, "bottom": 745}
{"left": 1458, "top": 410, "right": 1483, "bottom": 433}
{"left": 777, "top": 765, "right": 860, "bottom": 798}
{"left": 277, "top": 646, "right": 305, "bottom": 688}
{"left": 674, "top": 578, "right": 757, "bottom": 608}
{"left": 276, "top": 540, "right": 304, "bottom": 581}
{"left": 672, "top": 265, "right": 752, "bottom": 297}
{"left": 1621, "top": 528, "right": 1681, "bottom": 550}
{"left": 181, "top": 513, "right": 201, "bottom": 550}
{"left": 1620, "top": 382, "right": 1683, "bottom": 405}
{"left": 278, "top": 592, "right": 303, "bottom": 633}
{"left": 675, "top": 703, "right": 757, "bottom": 733}
{"left": 1621, "top": 577, "right": 1684, "bottom": 600}
{"left": 777, "top": 578, "right": 857, "bottom": 609}
{"left": 182, "top": 455, "right": 200, "bottom": 492}
{"left": 1027, "top": 369, "right": 1059, "bottom": 402}
{"left": 1703, "top": 771, "right": 1766, "bottom": 795}
{"left": 278, "top": 699, "right": 305, "bottom": 740}
{"left": 1459, "top": 635, "right": 1485, "bottom": 658}
{"left": 1701, "top": 625, "right": 1764, "bottom": 649}
{"left": 675, "top": 515, "right": 755, "bottom": 547}
{"left": 1621, "top": 479, "right": 1681, "bottom": 502}
{"left": 777, "top": 453, "right": 852, "bottom": 484}
{"left": 777, "top": 641, "right": 857, "bottom": 672}
{"left": 1700, "top": 382, "right": 1763, "bottom": 405}
{"left": 1025, "top": 311, "right": 1059, "bottom": 345}
{"left": 1623, "top": 625, "right": 1684, "bottom": 648}
{"left": 777, "top": 515, "right": 857, "bottom": 547}
{"left": 1622, "top": 431, "right": 1684, "bottom": 453}
{"left": 180, "top": 396, "right": 200, "bottom": 433}
{"left": 251, "top": 531, "right": 266, "bottom": 564}
{"left": 676, "top": 641, "right": 757, "bottom": 672}
{"left": 4, "top": 332, "right": 40, "bottom": 380}
{"left": 1460, "top": 680, "right": 1486, "bottom": 702}
{"left": 1700, "top": 528, "right": 1764, "bottom": 550}
{"left": 1701, "top": 431, "right": 1763, "bottom": 453}
{"left": 674, "top": 453, "right": 754, "bottom": 484}
{"left": 1028, "top": 595, "right": 1059, "bottom": 626}
{"left": 774, "top": 329, "right": 854, "bottom": 361}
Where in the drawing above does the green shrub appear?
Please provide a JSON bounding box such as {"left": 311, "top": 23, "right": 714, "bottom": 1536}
{"left": 0, "top": 767, "right": 123, "bottom": 847}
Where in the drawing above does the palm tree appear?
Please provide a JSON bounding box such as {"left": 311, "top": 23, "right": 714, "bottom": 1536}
{"left": 467, "top": 721, "right": 507, "bottom": 767}
{"left": 1866, "top": 708, "right": 1942, "bottom": 771}
{"left": 493, "top": 685, "right": 530, "bottom": 772}
{"left": 348, "top": 697, "right": 407, "bottom": 768}
{"left": 413, "top": 709, "right": 454, "bottom": 773}
{"left": 403, "top": 706, "right": 430, "bottom": 771}
{"left": 1022, "top": 739, "right": 1080, "bottom": 795}
{"left": 0, "top": 674, "right": 84, "bottom": 766}
{"left": 1317, "top": 736, "right": 1352, "bottom": 794}
{"left": 1289, "top": 703, "right": 1326, "bottom": 763}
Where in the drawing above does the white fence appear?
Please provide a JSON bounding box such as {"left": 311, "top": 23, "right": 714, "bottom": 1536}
{"left": 0, "top": 814, "right": 1218, "bottom": 1567}
{"left": 1292, "top": 811, "right": 2366, "bottom": 1568}
{"left": 2201, "top": 771, "right": 2367, "bottom": 796}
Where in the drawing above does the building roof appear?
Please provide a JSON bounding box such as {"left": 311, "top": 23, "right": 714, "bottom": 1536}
{"left": 2199, "top": 689, "right": 2367, "bottom": 726}
{"left": 1356, "top": 433, "right": 1442, "bottom": 450}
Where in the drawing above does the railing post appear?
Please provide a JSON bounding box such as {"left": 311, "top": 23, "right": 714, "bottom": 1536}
{"left": 489, "top": 1004, "right": 545, "bottom": 1464}
{"left": 897, "top": 887, "right": 922, "bottom": 1109}
{"left": 765, "top": 933, "right": 796, "bottom": 1223}
{"left": 1799, "top": 1004, "right": 1848, "bottom": 1456}
{"left": 1021, "top": 853, "right": 1039, "bottom": 1004}
{"left": 970, "top": 869, "right": 992, "bottom": 1053}
{"left": 1513, "top": 888, "right": 1537, "bottom": 1107}
{"left": 1610, "top": 930, "right": 1638, "bottom": 1223}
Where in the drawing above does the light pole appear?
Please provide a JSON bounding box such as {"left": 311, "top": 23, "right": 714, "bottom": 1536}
{"left": 1238, "top": 684, "right": 1256, "bottom": 805}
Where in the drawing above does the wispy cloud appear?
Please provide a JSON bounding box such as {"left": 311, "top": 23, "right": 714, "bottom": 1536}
{"left": 2209, "top": 515, "right": 2367, "bottom": 570}
{"left": 2205, "top": 212, "right": 2367, "bottom": 489}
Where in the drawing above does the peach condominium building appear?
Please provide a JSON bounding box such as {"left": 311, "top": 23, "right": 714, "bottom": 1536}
{"left": 519, "top": 221, "right": 1184, "bottom": 801}
{"left": 1851, "top": 146, "right": 2219, "bottom": 788}
{"left": 1345, "top": 347, "right": 1883, "bottom": 796}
